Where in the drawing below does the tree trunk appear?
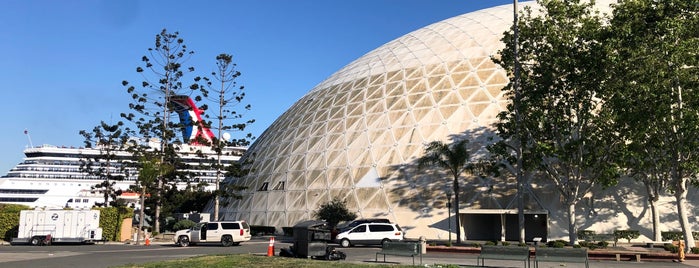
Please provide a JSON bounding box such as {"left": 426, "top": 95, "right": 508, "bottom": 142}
{"left": 453, "top": 176, "right": 461, "bottom": 244}
{"left": 214, "top": 196, "right": 220, "bottom": 222}
{"left": 137, "top": 187, "right": 146, "bottom": 245}
{"left": 567, "top": 202, "right": 577, "bottom": 245}
{"left": 649, "top": 197, "right": 661, "bottom": 242}
{"left": 104, "top": 181, "right": 110, "bottom": 207}
{"left": 518, "top": 173, "right": 525, "bottom": 244}
{"left": 675, "top": 180, "right": 695, "bottom": 252}
{"left": 154, "top": 178, "right": 162, "bottom": 234}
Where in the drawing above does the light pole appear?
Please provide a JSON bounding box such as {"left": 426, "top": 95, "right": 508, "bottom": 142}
{"left": 447, "top": 191, "right": 452, "bottom": 246}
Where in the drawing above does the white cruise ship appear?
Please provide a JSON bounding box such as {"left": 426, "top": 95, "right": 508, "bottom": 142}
{"left": 0, "top": 95, "right": 246, "bottom": 209}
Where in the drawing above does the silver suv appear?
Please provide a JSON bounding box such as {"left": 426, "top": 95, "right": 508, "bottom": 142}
{"left": 174, "top": 221, "right": 251, "bottom": 247}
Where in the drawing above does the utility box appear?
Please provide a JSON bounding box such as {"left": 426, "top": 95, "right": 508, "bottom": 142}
{"left": 12, "top": 209, "right": 103, "bottom": 245}
{"left": 292, "top": 220, "right": 331, "bottom": 258}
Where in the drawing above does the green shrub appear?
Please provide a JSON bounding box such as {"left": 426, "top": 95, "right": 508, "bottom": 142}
{"left": 501, "top": 241, "right": 511, "bottom": 246}
{"left": 578, "top": 241, "right": 598, "bottom": 250}
{"left": 97, "top": 206, "right": 133, "bottom": 241}
{"left": 172, "top": 219, "right": 197, "bottom": 231}
{"left": 0, "top": 204, "right": 29, "bottom": 241}
{"left": 664, "top": 243, "right": 679, "bottom": 253}
{"left": 518, "top": 242, "right": 528, "bottom": 247}
{"left": 660, "top": 231, "right": 699, "bottom": 241}
{"left": 614, "top": 230, "right": 640, "bottom": 243}
{"left": 661, "top": 231, "right": 683, "bottom": 241}
{"left": 547, "top": 240, "right": 567, "bottom": 248}
{"left": 485, "top": 241, "right": 497, "bottom": 246}
{"left": 692, "top": 247, "right": 699, "bottom": 254}
{"left": 597, "top": 241, "right": 609, "bottom": 248}
{"left": 577, "top": 230, "right": 595, "bottom": 240}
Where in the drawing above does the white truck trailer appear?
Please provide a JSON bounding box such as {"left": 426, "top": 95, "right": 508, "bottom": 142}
{"left": 12, "top": 209, "right": 103, "bottom": 245}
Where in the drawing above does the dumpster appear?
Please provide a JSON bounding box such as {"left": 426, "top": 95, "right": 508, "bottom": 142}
{"left": 292, "top": 220, "right": 332, "bottom": 258}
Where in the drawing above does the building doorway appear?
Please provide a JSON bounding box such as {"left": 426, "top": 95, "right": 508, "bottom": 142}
{"left": 462, "top": 209, "right": 548, "bottom": 242}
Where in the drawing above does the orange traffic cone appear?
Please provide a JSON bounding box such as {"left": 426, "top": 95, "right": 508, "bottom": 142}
{"left": 267, "top": 237, "right": 275, "bottom": 256}
{"left": 145, "top": 234, "right": 151, "bottom": 246}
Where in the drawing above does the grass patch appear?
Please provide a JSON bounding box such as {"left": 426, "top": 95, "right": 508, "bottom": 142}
{"left": 113, "top": 254, "right": 446, "bottom": 268}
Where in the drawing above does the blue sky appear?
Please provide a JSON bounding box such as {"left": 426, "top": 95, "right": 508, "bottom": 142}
{"left": 0, "top": 0, "right": 515, "bottom": 173}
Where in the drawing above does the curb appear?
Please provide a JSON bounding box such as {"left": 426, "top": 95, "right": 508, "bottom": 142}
{"left": 426, "top": 245, "right": 699, "bottom": 261}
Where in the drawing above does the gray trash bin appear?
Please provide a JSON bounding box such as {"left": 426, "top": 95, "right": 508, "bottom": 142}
{"left": 292, "top": 220, "right": 332, "bottom": 258}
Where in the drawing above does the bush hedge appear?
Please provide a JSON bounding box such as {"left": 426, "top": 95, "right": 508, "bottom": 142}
{"left": 547, "top": 240, "right": 567, "bottom": 248}
{"left": 613, "top": 230, "right": 640, "bottom": 243}
{"left": 97, "top": 206, "right": 134, "bottom": 241}
{"left": 0, "top": 204, "right": 29, "bottom": 241}
{"left": 661, "top": 231, "right": 699, "bottom": 241}
{"left": 577, "top": 230, "right": 595, "bottom": 240}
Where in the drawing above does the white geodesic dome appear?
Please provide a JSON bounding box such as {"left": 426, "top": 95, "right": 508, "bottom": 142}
{"left": 215, "top": 0, "right": 698, "bottom": 242}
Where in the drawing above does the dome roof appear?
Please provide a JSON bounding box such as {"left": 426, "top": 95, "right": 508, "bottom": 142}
{"left": 220, "top": 1, "right": 615, "bottom": 239}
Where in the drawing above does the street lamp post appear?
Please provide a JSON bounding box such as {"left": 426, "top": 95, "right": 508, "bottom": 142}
{"left": 447, "top": 192, "right": 452, "bottom": 246}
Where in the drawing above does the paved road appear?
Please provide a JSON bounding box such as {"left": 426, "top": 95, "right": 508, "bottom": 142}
{"left": 1, "top": 237, "right": 699, "bottom": 268}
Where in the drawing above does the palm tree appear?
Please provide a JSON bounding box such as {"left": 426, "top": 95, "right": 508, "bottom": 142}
{"left": 134, "top": 155, "right": 173, "bottom": 245}
{"left": 417, "top": 139, "right": 472, "bottom": 244}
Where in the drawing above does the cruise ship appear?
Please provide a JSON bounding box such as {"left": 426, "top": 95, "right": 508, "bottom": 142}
{"left": 0, "top": 95, "right": 246, "bottom": 209}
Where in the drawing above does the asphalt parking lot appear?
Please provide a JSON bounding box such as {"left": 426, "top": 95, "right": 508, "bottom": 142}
{"left": 1, "top": 237, "right": 699, "bottom": 268}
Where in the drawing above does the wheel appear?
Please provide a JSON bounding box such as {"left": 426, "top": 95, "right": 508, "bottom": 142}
{"left": 178, "top": 236, "right": 190, "bottom": 247}
{"left": 381, "top": 238, "right": 391, "bottom": 247}
{"left": 340, "top": 238, "right": 351, "bottom": 248}
{"left": 30, "top": 237, "right": 42, "bottom": 246}
{"left": 221, "top": 235, "right": 234, "bottom": 247}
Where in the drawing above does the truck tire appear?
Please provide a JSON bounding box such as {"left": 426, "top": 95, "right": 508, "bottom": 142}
{"left": 30, "top": 236, "right": 42, "bottom": 246}
{"left": 221, "top": 235, "right": 234, "bottom": 247}
{"left": 340, "top": 238, "right": 351, "bottom": 248}
{"left": 178, "top": 236, "right": 190, "bottom": 247}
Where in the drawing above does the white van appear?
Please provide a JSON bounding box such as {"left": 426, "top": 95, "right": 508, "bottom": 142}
{"left": 335, "top": 222, "right": 404, "bottom": 247}
{"left": 174, "top": 221, "right": 251, "bottom": 247}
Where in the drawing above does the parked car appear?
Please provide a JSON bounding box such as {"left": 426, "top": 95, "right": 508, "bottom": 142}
{"left": 335, "top": 222, "right": 404, "bottom": 247}
{"left": 337, "top": 218, "right": 391, "bottom": 232}
{"left": 174, "top": 221, "right": 251, "bottom": 247}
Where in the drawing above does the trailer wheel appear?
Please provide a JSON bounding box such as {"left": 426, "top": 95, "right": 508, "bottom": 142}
{"left": 30, "top": 236, "right": 42, "bottom": 246}
{"left": 178, "top": 236, "right": 190, "bottom": 247}
{"left": 221, "top": 235, "right": 234, "bottom": 247}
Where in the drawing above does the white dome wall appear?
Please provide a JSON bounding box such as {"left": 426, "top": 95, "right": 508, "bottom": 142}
{"left": 217, "top": 0, "right": 699, "bottom": 242}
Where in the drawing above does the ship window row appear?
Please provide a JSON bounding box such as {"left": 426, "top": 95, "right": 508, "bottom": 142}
{"left": 0, "top": 197, "right": 38, "bottom": 202}
{"left": 0, "top": 189, "right": 49, "bottom": 194}
{"left": 4, "top": 173, "right": 139, "bottom": 181}
{"left": 4, "top": 173, "right": 227, "bottom": 183}
{"left": 20, "top": 159, "right": 134, "bottom": 168}
{"left": 11, "top": 166, "right": 135, "bottom": 174}
{"left": 67, "top": 198, "right": 90, "bottom": 203}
